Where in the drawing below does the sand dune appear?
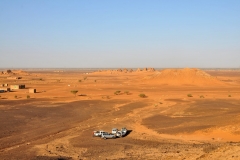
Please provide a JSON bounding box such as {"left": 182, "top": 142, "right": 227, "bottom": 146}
{"left": 144, "top": 68, "right": 224, "bottom": 86}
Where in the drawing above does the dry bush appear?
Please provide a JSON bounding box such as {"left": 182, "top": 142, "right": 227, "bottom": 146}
{"left": 139, "top": 93, "right": 147, "bottom": 98}
{"left": 71, "top": 90, "right": 78, "bottom": 97}
{"left": 124, "top": 91, "right": 130, "bottom": 95}
{"left": 114, "top": 91, "right": 121, "bottom": 95}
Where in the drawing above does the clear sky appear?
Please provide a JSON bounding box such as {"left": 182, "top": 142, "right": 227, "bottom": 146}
{"left": 0, "top": 0, "right": 239, "bottom": 68}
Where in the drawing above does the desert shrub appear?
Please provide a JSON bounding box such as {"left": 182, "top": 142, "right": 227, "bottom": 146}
{"left": 139, "top": 93, "right": 147, "bottom": 98}
{"left": 114, "top": 91, "right": 121, "bottom": 95}
{"left": 124, "top": 91, "right": 130, "bottom": 95}
{"left": 79, "top": 80, "right": 82, "bottom": 82}
{"left": 15, "top": 95, "right": 17, "bottom": 99}
{"left": 71, "top": 90, "right": 78, "bottom": 97}
{"left": 228, "top": 95, "right": 231, "bottom": 97}
{"left": 94, "top": 80, "right": 97, "bottom": 82}
{"left": 200, "top": 95, "right": 204, "bottom": 98}
{"left": 27, "top": 95, "right": 30, "bottom": 99}
{"left": 83, "top": 77, "right": 87, "bottom": 80}
{"left": 187, "top": 94, "right": 193, "bottom": 97}
{"left": 102, "top": 95, "right": 110, "bottom": 99}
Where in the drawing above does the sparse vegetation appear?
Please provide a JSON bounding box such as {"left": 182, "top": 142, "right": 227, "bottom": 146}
{"left": 139, "top": 93, "right": 147, "bottom": 98}
{"left": 114, "top": 90, "right": 121, "bottom": 95}
{"left": 228, "top": 95, "right": 231, "bottom": 97}
{"left": 27, "top": 95, "right": 30, "bottom": 99}
{"left": 102, "top": 95, "right": 110, "bottom": 99}
{"left": 78, "top": 80, "right": 82, "bottom": 82}
{"left": 71, "top": 90, "right": 78, "bottom": 97}
{"left": 15, "top": 95, "right": 17, "bottom": 99}
{"left": 124, "top": 91, "right": 130, "bottom": 95}
{"left": 187, "top": 94, "right": 193, "bottom": 97}
{"left": 94, "top": 80, "right": 97, "bottom": 82}
{"left": 83, "top": 77, "right": 87, "bottom": 80}
{"left": 200, "top": 95, "right": 204, "bottom": 98}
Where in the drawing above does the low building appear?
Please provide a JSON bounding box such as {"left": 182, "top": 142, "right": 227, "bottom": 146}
{"left": 10, "top": 84, "right": 25, "bottom": 90}
{"left": 7, "top": 77, "right": 21, "bottom": 80}
{"left": 0, "top": 88, "right": 10, "bottom": 92}
{"left": 29, "top": 88, "right": 36, "bottom": 93}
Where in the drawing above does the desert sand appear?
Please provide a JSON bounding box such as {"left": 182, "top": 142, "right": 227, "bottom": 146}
{"left": 0, "top": 68, "right": 240, "bottom": 160}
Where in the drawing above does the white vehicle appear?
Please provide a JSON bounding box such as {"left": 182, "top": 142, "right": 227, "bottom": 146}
{"left": 112, "top": 127, "right": 128, "bottom": 137}
{"left": 101, "top": 132, "right": 116, "bottom": 139}
{"left": 93, "top": 127, "right": 128, "bottom": 138}
{"left": 93, "top": 130, "right": 108, "bottom": 137}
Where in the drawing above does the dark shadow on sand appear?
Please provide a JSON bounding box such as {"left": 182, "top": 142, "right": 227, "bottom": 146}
{"left": 33, "top": 156, "right": 73, "bottom": 160}
{"left": 123, "top": 130, "right": 132, "bottom": 137}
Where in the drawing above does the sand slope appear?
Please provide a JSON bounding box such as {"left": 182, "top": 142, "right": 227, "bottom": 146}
{"left": 144, "top": 68, "right": 224, "bottom": 86}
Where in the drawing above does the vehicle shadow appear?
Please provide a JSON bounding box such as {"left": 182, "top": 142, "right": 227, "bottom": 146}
{"left": 123, "top": 130, "right": 132, "bottom": 137}
{"left": 33, "top": 156, "right": 72, "bottom": 160}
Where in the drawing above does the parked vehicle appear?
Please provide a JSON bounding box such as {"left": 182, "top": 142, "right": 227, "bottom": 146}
{"left": 111, "top": 127, "right": 128, "bottom": 137}
{"left": 112, "top": 128, "right": 118, "bottom": 134}
{"left": 116, "top": 127, "right": 127, "bottom": 137}
{"left": 101, "top": 132, "right": 116, "bottom": 139}
{"left": 93, "top": 127, "right": 128, "bottom": 139}
{"left": 93, "top": 130, "right": 108, "bottom": 137}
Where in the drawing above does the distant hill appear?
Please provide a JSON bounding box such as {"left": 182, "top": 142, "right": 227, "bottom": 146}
{"left": 144, "top": 68, "right": 224, "bottom": 86}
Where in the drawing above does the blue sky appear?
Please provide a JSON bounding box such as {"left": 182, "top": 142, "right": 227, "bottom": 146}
{"left": 0, "top": 0, "right": 239, "bottom": 68}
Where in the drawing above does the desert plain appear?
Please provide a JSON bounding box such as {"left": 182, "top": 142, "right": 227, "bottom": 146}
{"left": 0, "top": 68, "right": 240, "bottom": 160}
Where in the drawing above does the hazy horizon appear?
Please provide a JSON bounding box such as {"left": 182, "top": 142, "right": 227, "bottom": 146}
{"left": 1, "top": 0, "right": 239, "bottom": 68}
